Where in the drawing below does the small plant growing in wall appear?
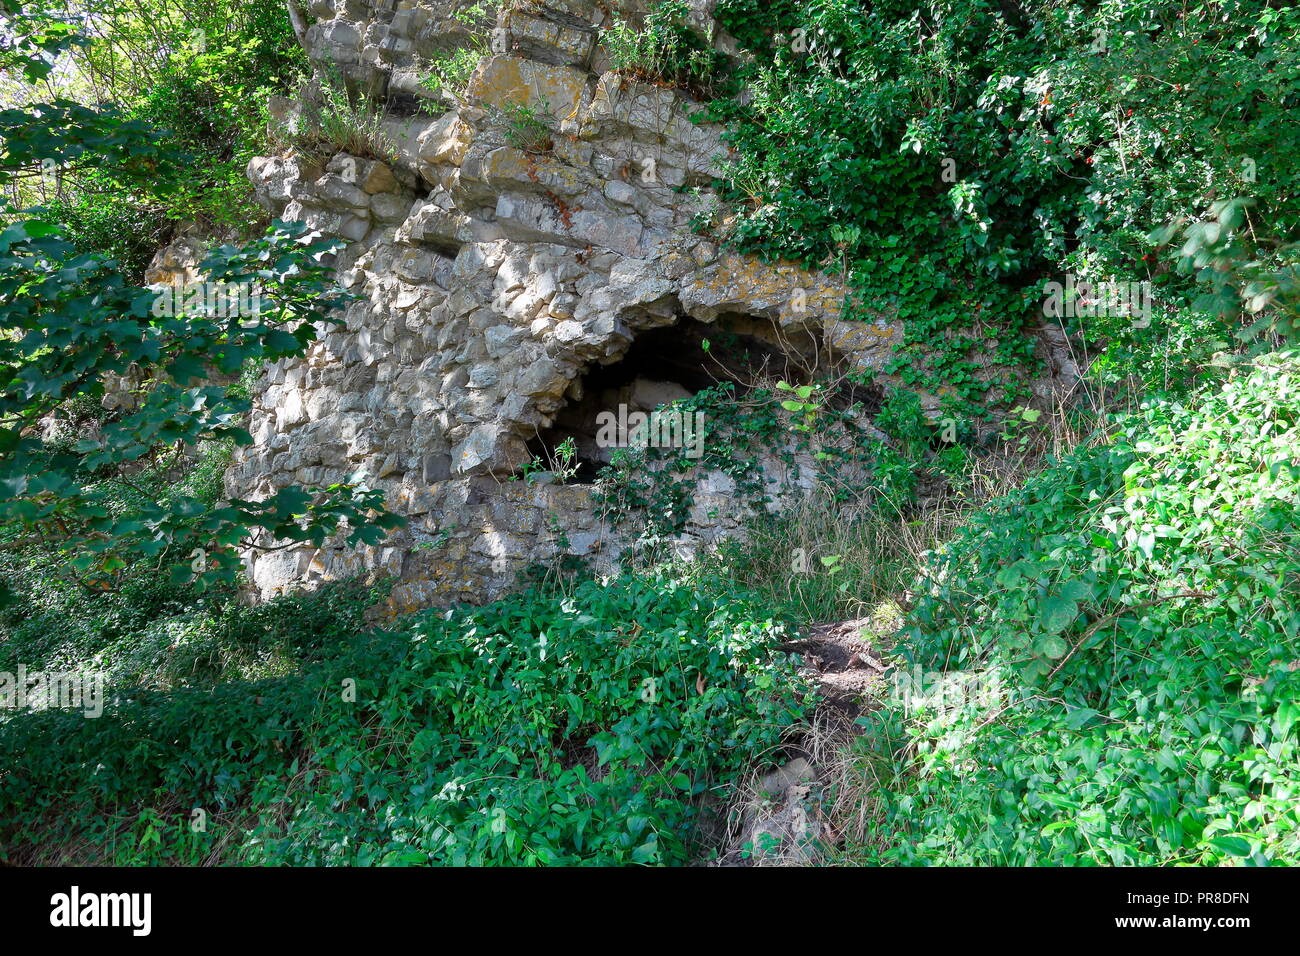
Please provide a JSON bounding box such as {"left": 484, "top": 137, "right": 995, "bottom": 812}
{"left": 493, "top": 101, "right": 555, "bottom": 153}
{"left": 284, "top": 66, "right": 397, "bottom": 165}
{"left": 513, "top": 435, "right": 580, "bottom": 484}
{"left": 776, "top": 381, "right": 827, "bottom": 437}
{"left": 420, "top": 3, "right": 497, "bottom": 99}
{"left": 602, "top": 0, "right": 728, "bottom": 99}
{"left": 776, "top": 380, "right": 819, "bottom": 431}
{"left": 421, "top": 45, "right": 488, "bottom": 99}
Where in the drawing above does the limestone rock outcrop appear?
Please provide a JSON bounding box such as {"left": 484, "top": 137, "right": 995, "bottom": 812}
{"left": 224, "top": 0, "right": 1055, "bottom": 610}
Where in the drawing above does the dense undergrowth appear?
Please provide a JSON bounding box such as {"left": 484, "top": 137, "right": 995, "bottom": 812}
{"left": 9, "top": 351, "right": 1297, "bottom": 866}
{"left": 843, "top": 351, "right": 1300, "bottom": 865}
{"left": 708, "top": 0, "right": 1300, "bottom": 413}
{"left": 0, "top": 575, "right": 809, "bottom": 865}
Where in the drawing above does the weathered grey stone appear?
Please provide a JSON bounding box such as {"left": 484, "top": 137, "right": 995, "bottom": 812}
{"left": 422, "top": 452, "right": 452, "bottom": 483}
{"left": 417, "top": 112, "right": 475, "bottom": 168}
{"left": 310, "top": 20, "right": 362, "bottom": 63}
{"left": 466, "top": 364, "right": 499, "bottom": 389}
{"left": 317, "top": 174, "right": 371, "bottom": 211}
{"left": 225, "top": 0, "right": 1067, "bottom": 613}
{"left": 485, "top": 324, "right": 526, "bottom": 357}
{"left": 370, "top": 191, "right": 411, "bottom": 223}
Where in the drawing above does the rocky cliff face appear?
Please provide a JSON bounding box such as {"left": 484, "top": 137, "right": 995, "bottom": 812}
{"left": 218, "top": 0, "right": 1065, "bottom": 611}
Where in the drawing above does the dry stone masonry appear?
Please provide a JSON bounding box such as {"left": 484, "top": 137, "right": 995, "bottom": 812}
{"left": 218, "top": 0, "right": 1069, "bottom": 611}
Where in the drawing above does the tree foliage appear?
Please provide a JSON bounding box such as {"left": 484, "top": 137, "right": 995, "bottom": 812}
{"left": 0, "top": 8, "right": 401, "bottom": 592}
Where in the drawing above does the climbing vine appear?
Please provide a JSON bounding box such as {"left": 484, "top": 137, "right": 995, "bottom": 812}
{"left": 707, "top": 0, "right": 1300, "bottom": 415}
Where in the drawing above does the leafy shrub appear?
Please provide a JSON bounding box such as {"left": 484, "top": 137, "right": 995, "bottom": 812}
{"left": 592, "top": 381, "right": 920, "bottom": 551}
{"left": 421, "top": 44, "right": 489, "bottom": 98}
{"left": 0, "top": 213, "right": 401, "bottom": 588}
{"left": 1083, "top": 304, "right": 1231, "bottom": 402}
{"left": 42, "top": 186, "right": 170, "bottom": 284}
{"left": 857, "top": 350, "right": 1300, "bottom": 865}
{"left": 17, "top": 0, "right": 306, "bottom": 234}
{"left": 1150, "top": 197, "right": 1300, "bottom": 350}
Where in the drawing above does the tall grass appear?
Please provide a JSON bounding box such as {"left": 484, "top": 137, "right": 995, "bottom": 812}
{"left": 280, "top": 70, "right": 396, "bottom": 165}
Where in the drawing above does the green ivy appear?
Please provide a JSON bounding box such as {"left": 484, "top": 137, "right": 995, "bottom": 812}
{"left": 710, "top": 0, "right": 1300, "bottom": 412}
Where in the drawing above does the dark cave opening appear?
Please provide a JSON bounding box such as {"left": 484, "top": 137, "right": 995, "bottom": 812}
{"left": 524, "top": 314, "right": 882, "bottom": 484}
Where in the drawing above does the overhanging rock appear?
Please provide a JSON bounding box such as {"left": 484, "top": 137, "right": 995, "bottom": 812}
{"left": 226, "top": 0, "right": 929, "bottom": 610}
